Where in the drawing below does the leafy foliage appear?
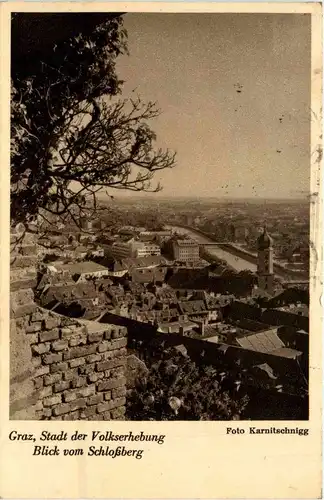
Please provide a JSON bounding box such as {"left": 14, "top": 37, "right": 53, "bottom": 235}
{"left": 11, "top": 14, "right": 176, "bottom": 225}
{"left": 126, "top": 346, "right": 249, "bottom": 420}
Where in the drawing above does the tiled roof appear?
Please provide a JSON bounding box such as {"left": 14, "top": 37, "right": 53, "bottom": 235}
{"left": 131, "top": 267, "right": 167, "bottom": 284}
{"left": 53, "top": 261, "right": 109, "bottom": 274}
{"left": 41, "top": 282, "right": 108, "bottom": 304}
{"left": 178, "top": 300, "right": 207, "bottom": 315}
{"left": 158, "top": 320, "right": 197, "bottom": 333}
{"left": 206, "top": 295, "right": 234, "bottom": 309}
{"left": 122, "top": 255, "right": 165, "bottom": 270}
{"left": 270, "top": 347, "right": 302, "bottom": 359}
{"left": 174, "top": 239, "right": 199, "bottom": 247}
{"left": 236, "top": 329, "right": 284, "bottom": 353}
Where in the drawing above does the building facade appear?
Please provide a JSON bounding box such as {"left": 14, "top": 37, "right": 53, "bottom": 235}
{"left": 257, "top": 227, "right": 274, "bottom": 294}
{"left": 172, "top": 238, "right": 200, "bottom": 262}
{"left": 131, "top": 240, "right": 161, "bottom": 258}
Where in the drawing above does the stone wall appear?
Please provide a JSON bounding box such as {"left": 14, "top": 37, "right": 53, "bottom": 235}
{"left": 10, "top": 225, "right": 128, "bottom": 420}
{"left": 28, "top": 310, "right": 127, "bottom": 420}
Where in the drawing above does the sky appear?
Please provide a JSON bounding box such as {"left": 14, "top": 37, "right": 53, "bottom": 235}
{"left": 114, "top": 13, "right": 311, "bottom": 199}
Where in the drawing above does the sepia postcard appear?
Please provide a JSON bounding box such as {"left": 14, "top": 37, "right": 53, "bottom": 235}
{"left": 0, "top": 1, "right": 322, "bottom": 498}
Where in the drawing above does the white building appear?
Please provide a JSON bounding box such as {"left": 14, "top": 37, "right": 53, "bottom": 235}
{"left": 172, "top": 238, "right": 200, "bottom": 262}
{"left": 131, "top": 240, "right": 161, "bottom": 258}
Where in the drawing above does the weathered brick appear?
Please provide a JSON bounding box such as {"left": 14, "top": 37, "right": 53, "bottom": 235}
{"left": 52, "top": 339, "right": 68, "bottom": 351}
{"left": 87, "top": 393, "right": 103, "bottom": 406}
{"left": 32, "top": 342, "right": 51, "bottom": 355}
{"left": 39, "top": 328, "right": 59, "bottom": 342}
{"left": 97, "top": 357, "right": 126, "bottom": 372}
{"left": 60, "top": 316, "right": 79, "bottom": 327}
{"left": 111, "top": 405, "right": 126, "bottom": 418}
{"left": 43, "top": 408, "right": 52, "bottom": 418}
{"left": 102, "top": 347, "right": 127, "bottom": 359}
{"left": 111, "top": 397, "right": 126, "bottom": 408}
{"left": 80, "top": 406, "right": 97, "bottom": 418}
{"left": 97, "top": 401, "right": 112, "bottom": 413}
{"left": 102, "top": 350, "right": 118, "bottom": 360}
{"left": 79, "top": 363, "right": 96, "bottom": 376}
{"left": 101, "top": 410, "right": 111, "bottom": 420}
{"left": 63, "top": 344, "right": 96, "bottom": 361}
{"left": 104, "top": 330, "right": 112, "bottom": 340}
{"left": 69, "top": 357, "right": 86, "bottom": 368}
{"left": 34, "top": 377, "right": 44, "bottom": 390}
{"left": 50, "top": 361, "right": 68, "bottom": 373}
{"left": 104, "top": 391, "right": 111, "bottom": 401}
{"left": 97, "top": 341, "right": 111, "bottom": 353}
{"left": 31, "top": 311, "right": 45, "bottom": 322}
{"left": 97, "top": 398, "right": 125, "bottom": 413}
{"left": 44, "top": 316, "right": 61, "bottom": 330}
{"left": 63, "top": 410, "right": 80, "bottom": 421}
{"left": 62, "top": 368, "right": 78, "bottom": 381}
{"left": 88, "top": 372, "right": 101, "bottom": 383}
{"left": 111, "top": 367, "right": 125, "bottom": 378}
{"left": 111, "top": 338, "right": 127, "bottom": 350}
{"left": 96, "top": 359, "right": 113, "bottom": 372}
{"left": 97, "top": 376, "right": 126, "bottom": 392}
{"left": 54, "top": 380, "right": 70, "bottom": 393}
{"left": 43, "top": 394, "right": 62, "bottom": 407}
{"left": 52, "top": 402, "right": 71, "bottom": 416}
{"left": 28, "top": 333, "right": 39, "bottom": 344}
{"left": 63, "top": 385, "right": 95, "bottom": 403}
{"left": 88, "top": 413, "right": 103, "bottom": 421}
{"left": 112, "top": 386, "right": 127, "bottom": 399}
{"left": 61, "top": 325, "right": 87, "bottom": 338}
{"left": 34, "top": 365, "right": 50, "bottom": 378}
{"left": 88, "top": 331, "right": 104, "bottom": 343}
{"left": 60, "top": 327, "right": 74, "bottom": 338}
{"left": 69, "top": 398, "right": 87, "bottom": 412}
{"left": 43, "top": 352, "right": 63, "bottom": 365}
{"left": 111, "top": 327, "right": 127, "bottom": 339}
{"left": 87, "top": 353, "right": 102, "bottom": 363}
{"left": 70, "top": 376, "right": 87, "bottom": 389}
{"left": 69, "top": 334, "right": 87, "bottom": 347}
{"left": 44, "top": 372, "right": 62, "bottom": 386}
{"left": 26, "top": 322, "right": 42, "bottom": 333}
{"left": 39, "top": 386, "right": 53, "bottom": 399}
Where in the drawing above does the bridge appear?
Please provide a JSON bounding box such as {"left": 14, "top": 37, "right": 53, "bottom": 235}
{"left": 281, "top": 280, "right": 309, "bottom": 287}
{"left": 199, "top": 242, "right": 230, "bottom": 246}
{"left": 166, "top": 224, "right": 309, "bottom": 282}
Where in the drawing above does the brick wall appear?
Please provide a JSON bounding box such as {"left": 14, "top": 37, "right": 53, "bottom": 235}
{"left": 10, "top": 224, "right": 128, "bottom": 420}
{"left": 29, "top": 310, "right": 127, "bottom": 420}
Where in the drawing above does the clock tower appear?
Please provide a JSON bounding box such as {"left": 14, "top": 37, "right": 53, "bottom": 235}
{"left": 257, "top": 226, "right": 274, "bottom": 294}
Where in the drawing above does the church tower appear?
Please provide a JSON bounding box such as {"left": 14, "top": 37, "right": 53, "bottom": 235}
{"left": 257, "top": 226, "right": 274, "bottom": 294}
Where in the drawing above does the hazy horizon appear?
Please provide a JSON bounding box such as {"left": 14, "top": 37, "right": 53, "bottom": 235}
{"left": 109, "top": 13, "right": 311, "bottom": 200}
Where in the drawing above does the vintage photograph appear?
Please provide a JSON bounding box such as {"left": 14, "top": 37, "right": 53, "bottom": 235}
{"left": 10, "top": 11, "right": 311, "bottom": 422}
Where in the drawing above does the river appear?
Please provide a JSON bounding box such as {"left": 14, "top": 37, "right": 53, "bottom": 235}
{"left": 166, "top": 225, "right": 258, "bottom": 273}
